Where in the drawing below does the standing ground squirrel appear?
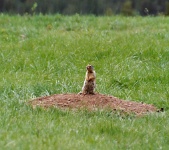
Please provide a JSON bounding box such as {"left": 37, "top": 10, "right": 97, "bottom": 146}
{"left": 79, "top": 64, "right": 96, "bottom": 95}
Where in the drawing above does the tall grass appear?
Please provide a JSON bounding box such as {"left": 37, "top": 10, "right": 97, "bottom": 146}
{"left": 0, "top": 14, "right": 169, "bottom": 149}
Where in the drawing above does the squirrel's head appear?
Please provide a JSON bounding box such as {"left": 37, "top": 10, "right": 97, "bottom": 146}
{"left": 86, "top": 64, "right": 94, "bottom": 72}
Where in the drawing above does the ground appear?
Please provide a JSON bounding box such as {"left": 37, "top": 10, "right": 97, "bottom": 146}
{"left": 28, "top": 93, "right": 158, "bottom": 116}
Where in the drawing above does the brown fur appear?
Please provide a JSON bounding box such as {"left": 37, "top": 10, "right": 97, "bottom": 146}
{"left": 79, "top": 64, "right": 96, "bottom": 95}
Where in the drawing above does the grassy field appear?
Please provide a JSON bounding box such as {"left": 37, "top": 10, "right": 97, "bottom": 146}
{"left": 0, "top": 14, "right": 169, "bottom": 149}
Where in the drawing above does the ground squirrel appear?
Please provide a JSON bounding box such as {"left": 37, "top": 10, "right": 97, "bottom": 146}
{"left": 79, "top": 64, "right": 96, "bottom": 95}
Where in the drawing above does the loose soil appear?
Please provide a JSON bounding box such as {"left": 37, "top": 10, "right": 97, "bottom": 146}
{"left": 28, "top": 93, "right": 158, "bottom": 116}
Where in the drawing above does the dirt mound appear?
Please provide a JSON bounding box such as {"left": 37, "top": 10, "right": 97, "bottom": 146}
{"left": 28, "top": 93, "right": 158, "bottom": 116}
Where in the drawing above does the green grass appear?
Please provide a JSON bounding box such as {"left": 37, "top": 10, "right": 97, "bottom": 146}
{"left": 0, "top": 14, "right": 169, "bottom": 149}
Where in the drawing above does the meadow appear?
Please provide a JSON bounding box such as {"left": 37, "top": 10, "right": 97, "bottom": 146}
{"left": 0, "top": 14, "right": 169, "bottom": 149}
